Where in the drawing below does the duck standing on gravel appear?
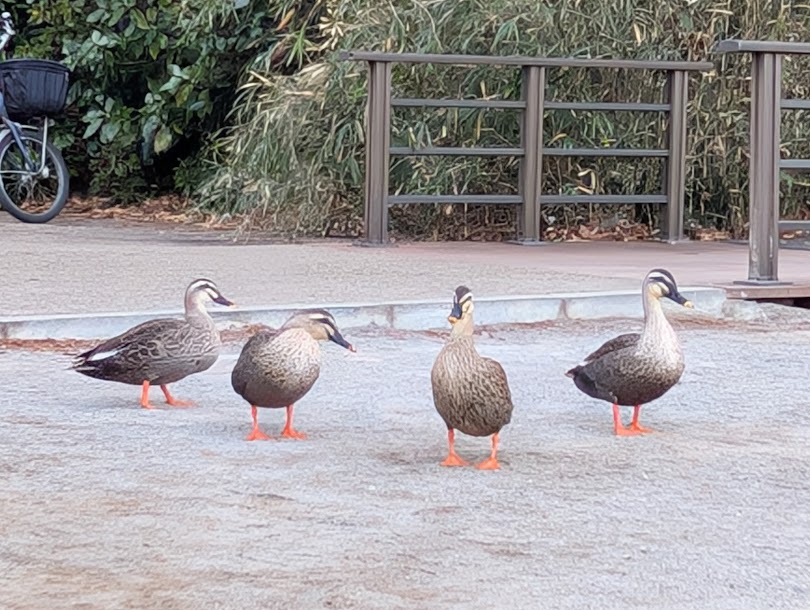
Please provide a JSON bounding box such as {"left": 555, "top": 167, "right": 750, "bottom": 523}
{"left": 72, "top": 278, "right": 235, "bottom": 409}
{"left": 431, "top": 286, "right": 514, "bottom": 470}
{"left": 230, "top": 309, "right": 355, "bottom": 441}
{"left": 566, "top": 268, "right": 693, "bottom": 436}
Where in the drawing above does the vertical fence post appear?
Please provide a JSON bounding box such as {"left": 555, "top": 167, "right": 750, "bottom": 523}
{"left": 745, "top": 51, "right": 782, "bottom": 282}
{"left": 362, "top": 60, "right": 392, "bottom": 245}
{"left": 662, "top": 70, "right": 687, "bottom": 243}
{"left": 516, "top": 65, "right": 544, "bottom": 243}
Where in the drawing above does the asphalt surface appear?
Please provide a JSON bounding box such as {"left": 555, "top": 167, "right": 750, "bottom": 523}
{"left": 1, "top": 319, "right": 809, "bottom": 609}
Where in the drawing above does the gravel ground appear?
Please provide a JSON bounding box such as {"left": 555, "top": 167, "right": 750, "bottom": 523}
{"left": 1, "top": 320, "right": 809, "bottom": 609}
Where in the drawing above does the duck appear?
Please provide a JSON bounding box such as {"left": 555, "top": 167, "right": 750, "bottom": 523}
{"left": 430, "top": 285, "right": 514, "bottom": 470}
{"left": 72, "top": 278, "right": 235, "bottom": 409}
{"left": 231, "top": 308, "right": 355, "bottom": 441}
{"left": 566, "top": 268, "right": 693, "bottom": 436}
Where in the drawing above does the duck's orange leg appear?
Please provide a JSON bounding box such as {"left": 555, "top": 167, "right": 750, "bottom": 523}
{"left": 476, "top": 433, "right": 501, "bottom": 470}
{"left": 613, "top": 404, "right": 647, "bottom": 436}
{"left": 629, "top": 405, "right": 654, "bottom": 433}
{"left": 140, "top": 381, "right": 156, "bottom": 409}
{"left": 160, "top": 384, "right": 196, "bottom": 408}
{"left": 281, "top": 404, "right": 307, "bottom": 440}
{"left": 246, "top": 405, "right": 272, "bottom": 441}
{"left": 441, "top": 429, "right": 469, "bottom": 467}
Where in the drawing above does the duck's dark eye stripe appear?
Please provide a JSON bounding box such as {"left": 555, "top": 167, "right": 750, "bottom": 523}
{"left": 314, "top": 316, "right": 337, "bottom": 332}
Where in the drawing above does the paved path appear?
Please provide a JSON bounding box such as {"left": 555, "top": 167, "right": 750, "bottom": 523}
{"left": 1, "top": 320, "right": 809, "bottom": 609}
{"left": 5, "top": 215, "right": 810, "bottom": 316}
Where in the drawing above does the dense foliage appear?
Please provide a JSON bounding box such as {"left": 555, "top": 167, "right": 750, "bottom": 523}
{"left": 7, "top": 0, "right": 318, "bottom": 201}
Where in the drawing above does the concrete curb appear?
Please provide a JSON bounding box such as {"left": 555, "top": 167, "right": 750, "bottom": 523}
{"left": 0, "top": 287, "right": 727, "bottom": 341}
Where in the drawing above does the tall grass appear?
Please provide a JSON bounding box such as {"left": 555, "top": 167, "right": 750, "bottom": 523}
{"left": 194, "top": 0, "right": 810, "bottom": 239}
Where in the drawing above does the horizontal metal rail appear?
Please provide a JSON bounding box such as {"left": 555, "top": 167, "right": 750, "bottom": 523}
{"left": 391, "top": 99, "right": 670, "bottom": 112}
{"left": 779, "top": 159, "right": 810, "bottom": 170}
{"left": 391, "top": 98, "right": 526, "bottom": 109}
{"left": 388, "top": 194, "right": 522, "bottom": 205}
{"left": 780, "top": 99, "right": 810, "bottom": 110}
{"left": 391, "top": 146, "right": 669, "bottom": 158}
{"left": 715, "top": 40, "right": 810, "bottom": 55}
{"left": 390, "top": 146, "right": 523, "bottom": 156}
{"left": 544, "top": 101, "right": 670, "bottom": 112}
{"left": 778, "top": 220, "right": 810, "bottom": 231}
{"left": 539, "top": 194, "right": 668, "bottom": 205}
{"left": 543, "top": 147, "right": 668, "bottom": 157}
{"left": 386, "top": 194, "right": 668, "bottom": 206}
{"left": 340, "top": 51, "right": 713, "bottom": 71}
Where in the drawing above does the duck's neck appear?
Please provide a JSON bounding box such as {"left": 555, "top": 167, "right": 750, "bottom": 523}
{"left": 641, "top": 289, "right": 675, "bottom": 347}
{"left": 184, "top": 293, "right": 214, "bottom": 325}
{"left": 450, "top": 314, "right": 475, "bottom": 340}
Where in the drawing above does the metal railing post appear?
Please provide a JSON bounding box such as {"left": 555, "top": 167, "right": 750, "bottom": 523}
{"left": 362, "top": 60, "right": 392, "bottom": 244}
{"left": 517, "top": 65, "right": 544, "bottom": 243}
{"left": 662, "top": 70, "right": 687, "bottom": 242}
{"left": 746, "top": 51, "right": 782, "bottom": 282}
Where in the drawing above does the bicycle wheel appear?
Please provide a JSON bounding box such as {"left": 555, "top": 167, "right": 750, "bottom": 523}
{"left": 0, "top": 129, "right": 69, "bottom": 223}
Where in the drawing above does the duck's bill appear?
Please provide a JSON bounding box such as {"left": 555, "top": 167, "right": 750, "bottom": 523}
{"left": 214, "top": 294, "right": 236, "bottom": 307}
{"left": 330, "top": 330, "right": 355, "bottom": 352}
{"left": 448, "top": 302, "right": 462, "bottom": 324}
{"left": 668, "top": 291, "right": 693, "bottom": 308}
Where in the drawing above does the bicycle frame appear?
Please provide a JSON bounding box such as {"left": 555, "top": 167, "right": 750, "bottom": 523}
{"left": 0, "top": 11, "right": 45, "bottom": 176}
{"left": 0, "top": 96, "right": 44, "bottom": 175}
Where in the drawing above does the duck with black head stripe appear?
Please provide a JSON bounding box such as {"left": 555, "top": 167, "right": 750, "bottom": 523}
{"left": 431, "top": 285, "right": 514, "bottom": 470}
{"left": 566, "top": 268, "right": 693, "bottom": 436}
{"left": 231, "top": 309, "right": 355, "bottom": 441}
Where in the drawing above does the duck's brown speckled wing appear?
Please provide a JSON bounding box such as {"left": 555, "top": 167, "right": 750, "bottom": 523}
{"left": 76, "top": 319, "right": 183, "bottom": 362}
{"left": 231, "top": 329, "right": 279, "bottom": 397}
{"left": 481, "top": 356, "right": 513, "bottom": 404}
{"left": 582, "top": 333, "right": 640, "bottom": 363}
{"left": 73, "top": 318, "right": 218, "bottom": 385}
{"left": 565, "top": 333, "right": 640, "bottom": 404}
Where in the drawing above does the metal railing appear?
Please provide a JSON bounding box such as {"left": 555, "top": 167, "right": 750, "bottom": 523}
{"left": 341, "top": 51, "right": 713, "bottom": 245}
{"left": 715, "top": 40, "right": 810, "bottom": 285}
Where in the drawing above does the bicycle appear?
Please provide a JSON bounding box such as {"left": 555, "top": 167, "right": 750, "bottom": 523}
{"left": 0, "top": 11, "right": 70, "bottom": 223}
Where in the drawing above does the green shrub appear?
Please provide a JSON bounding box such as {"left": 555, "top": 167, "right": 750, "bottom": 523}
{"left": 8, "top": 0, "right": 310, "bottom": 202}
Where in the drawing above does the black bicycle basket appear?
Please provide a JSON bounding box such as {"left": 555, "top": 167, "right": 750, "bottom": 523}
{"left": 0, "top": 58, "right": 70, "bottom": 121}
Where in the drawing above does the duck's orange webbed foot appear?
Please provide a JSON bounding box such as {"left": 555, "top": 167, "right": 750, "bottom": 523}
{"left": 475, "top": 456, "right": 500, "bottom": 470}
{"left": 246, "top": 405, "right": 273, "bottom": 441}
{"left": 441, "top": 452, "right": 470, "bottom": 467}
{"left": 160, "top": 385, "right": 196, "bottom": 408}
{"left": 475, "top": 433, "right": 502, "bottom": 470}
{"left": 440, "top": 429, "right": 469, "bottom": 467}
{"left": 280, "top": 405, "right": 308, "bottom": 440}
{"left": 629, "top": 405, "right": 654, "bottom": 433}
{"left": 246, "top": 428, "right": 273, "bottom": 441}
